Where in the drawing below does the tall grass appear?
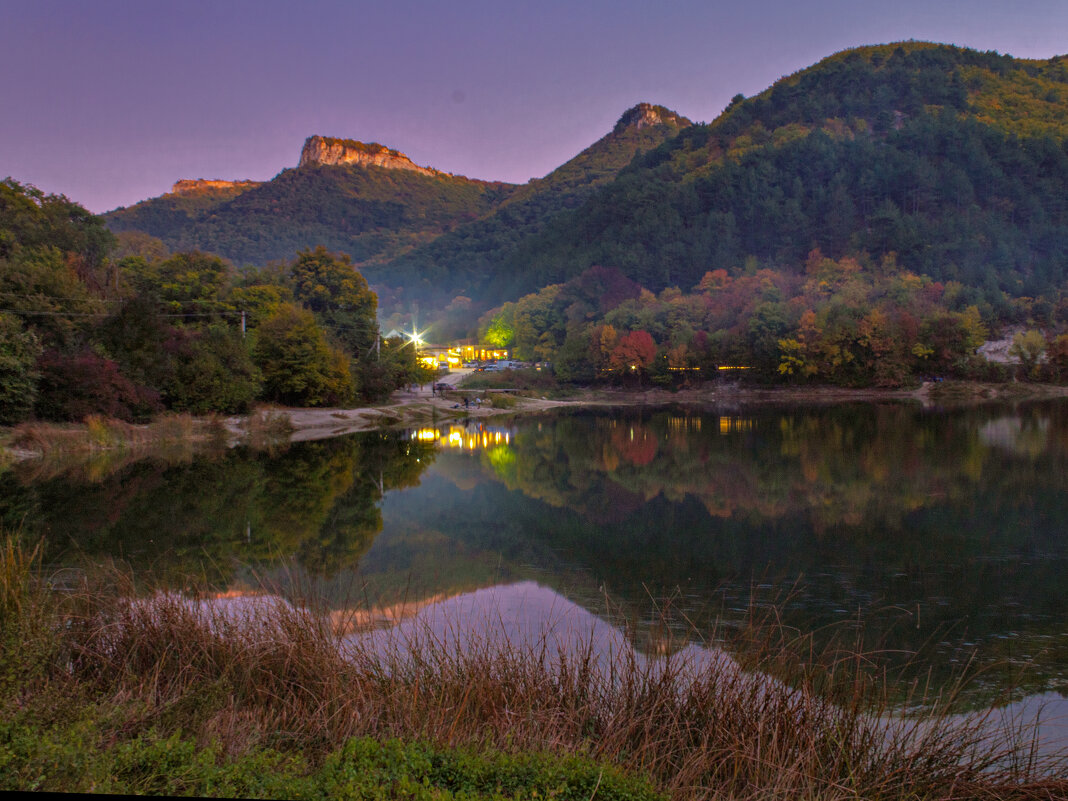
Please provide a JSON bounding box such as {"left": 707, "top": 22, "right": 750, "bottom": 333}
{"left": 5, "top": 413, "right": 208, "bottom": 482}
{"left": 245, "top": 405, "right": 294, "bottom": 451}
{"left": 2, "top": 539, "right": 1065, "bottom": 799}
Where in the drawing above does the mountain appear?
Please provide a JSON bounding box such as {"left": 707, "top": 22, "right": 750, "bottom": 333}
{"left": 106, "top": 43, "right": 1068, "bottom": 312}
{"left": 501, "top": 43, "right": 1068, "bottom": 300}
{"left": 380, "top": 103, "right": 691, "bottom": 301}
{"left": 104, "top": 105, "right": 690, "bottom": 305}
{"left": 104, "top": 137, "right": 516, "bottom": 268}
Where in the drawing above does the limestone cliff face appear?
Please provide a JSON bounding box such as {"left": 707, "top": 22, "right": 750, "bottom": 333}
{"left": 299, "top": 136, "right": 439, "bottom": 175}
{"left": 613, "top": 103, "right": 691, "bottom": 134}
{"left": 170, "top": 179, "right": 259, "bottom": 195}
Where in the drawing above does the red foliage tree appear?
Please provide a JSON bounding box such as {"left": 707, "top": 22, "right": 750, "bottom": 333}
{"left": 608, "top": 330, "right": 657, "bottom": 375}
{"left": 34, "top": 349, "right": 162, "bottom": 422}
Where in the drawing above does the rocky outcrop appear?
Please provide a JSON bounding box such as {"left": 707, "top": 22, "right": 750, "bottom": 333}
{"left": 170, "top": 179, "right": 259, "bottom": 195}
{"left": 299, "top": 136, "right": 440, "bottom": 175}
{"left": 613, "top": 103, "right": 691, "bottom": 134}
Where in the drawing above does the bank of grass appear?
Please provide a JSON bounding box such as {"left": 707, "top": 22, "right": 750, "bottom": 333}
{"left": 3, "top": 412, "right": 229, "bottom": 463}
{"left": 2, "top": 537, "right": 1065, "bottom": 800}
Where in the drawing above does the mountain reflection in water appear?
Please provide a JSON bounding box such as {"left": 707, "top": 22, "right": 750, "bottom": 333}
{"left": 170, "top": 581, "right": 1068, "bottom": 760}
{"left": 5, "top": 402, "right": 1068, "bottom": 709}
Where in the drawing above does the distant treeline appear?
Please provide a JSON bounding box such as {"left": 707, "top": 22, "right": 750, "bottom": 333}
{"left": 476, "top": 260, "right": 1068, "bottom": 387}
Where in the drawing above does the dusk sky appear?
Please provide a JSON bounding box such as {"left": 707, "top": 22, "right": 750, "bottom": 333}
{"left": 3, "top": 0, "right": 1067, "bottom": 214}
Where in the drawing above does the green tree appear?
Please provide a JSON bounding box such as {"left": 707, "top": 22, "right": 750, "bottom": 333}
{"left": 1009, "top": 329, "right": 1047, "bottom": 380}
{"left": 253, "top": 304, "right": 354, "bottom": 407}
{"left": 0, "top": 313, "right": 41, "bottom": 424}
{"left": 289, "top": 247, "right": 378, "bottom": 356}
{"left": 166, "top": 325, "right": 261, "bottom": 414}
{"left": 126, "top": 250, "right": 234, "bottom": 312}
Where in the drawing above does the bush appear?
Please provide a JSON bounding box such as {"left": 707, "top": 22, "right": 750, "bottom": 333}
{"left": 33, "top": 349, "right": 162, "bottom": 422}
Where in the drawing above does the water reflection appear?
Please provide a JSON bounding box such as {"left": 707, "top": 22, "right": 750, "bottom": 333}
{"left": 0, "top": 431, "right": 438, "bottom": 584}
{"left": 4, "top": 401, "right": 1068, "bottom": 705}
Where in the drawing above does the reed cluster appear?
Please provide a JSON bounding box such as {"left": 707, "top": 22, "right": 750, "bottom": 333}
{"left": 244, "top": 405, "right": 295, "bottom": 451}
{"left": 2, "top": 537, "right": 1065, "bottom": 799}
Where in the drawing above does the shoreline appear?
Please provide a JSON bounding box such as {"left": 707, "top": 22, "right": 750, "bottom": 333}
{"left": 247, "top": 379, "right": 1068, "bottom": 443}
{"left": 5, "top": 380, "right": 1068, "bottom": 459}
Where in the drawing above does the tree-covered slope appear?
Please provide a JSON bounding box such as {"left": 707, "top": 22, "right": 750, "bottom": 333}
{"left": 105, "top": 180, "right": 260, "bottom": 249}
{"left": 379, "top": 104, "right": 691, "bottom": 299}
{"left": 500, "top": 43, "right": 1068, "bottom": 301}
{"left": 103, "top": 43, "right": 1068, "bottom": 311}
{"left": 105, "top": 160, "right": 515, "bottom": 268}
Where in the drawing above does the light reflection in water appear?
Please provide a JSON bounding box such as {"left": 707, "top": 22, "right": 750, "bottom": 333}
{"left": 412, "top": 424, "right": 513, "bottom": 451}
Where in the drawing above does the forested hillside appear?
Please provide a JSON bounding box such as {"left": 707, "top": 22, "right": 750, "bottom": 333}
{"left": 102, "top": 42, "right": 1068, "bottom": 319}
{"left": 106, "top": 161, "right": 515, "bottom": 269}
{"left": 381, "top": 104, "right": 691, "bottom": 300}
{"left": 503, "top": 43, "right": 1068, "bottom": 301}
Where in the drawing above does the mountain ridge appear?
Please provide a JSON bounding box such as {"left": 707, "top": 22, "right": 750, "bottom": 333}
{"left": 104, "top": 42, "right": 1068, "bottom": 312}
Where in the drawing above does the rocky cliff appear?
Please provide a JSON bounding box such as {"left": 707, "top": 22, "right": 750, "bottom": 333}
{"left": 299, "top": 136, "right": 440, "bottom": 175}
{"left": 170, "top": 179, "right": 260, "bottom": 195}
{"left": 612, "top": 103, "right": 691, "bottom": 134}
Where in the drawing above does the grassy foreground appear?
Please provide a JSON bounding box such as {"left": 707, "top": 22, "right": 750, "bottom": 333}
{"left": 2, "top": 537, "right": 1065, "bottom": 800}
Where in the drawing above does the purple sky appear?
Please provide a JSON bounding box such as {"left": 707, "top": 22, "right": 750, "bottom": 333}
{"left": 3, "top": 0, "right": 1067, "bottom": 214}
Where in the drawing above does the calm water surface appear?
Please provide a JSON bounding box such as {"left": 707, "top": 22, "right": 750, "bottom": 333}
{"left": 5, "top": 401, "right": 1068, "bottom": 711}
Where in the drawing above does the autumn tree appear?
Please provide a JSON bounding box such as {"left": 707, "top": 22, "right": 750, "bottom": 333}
{"left": 608, "top": 330, "right": 657, "bottom": 381}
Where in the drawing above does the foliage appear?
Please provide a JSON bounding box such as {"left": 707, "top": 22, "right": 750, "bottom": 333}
{"left": 290, "top": 246, "right": 378, "bottom": 355}
{"left": 0, "top": 178, "right": 115, "bottom": 289}
{"left": 165, "top": 324, "right": 262, "bottom": 414}
{"left": 0, "top": 314, "right": 41, "bottom": 425}
{"left": 0, "top": 720, "right": 662, "bottom": 800}
{"left": 123, "top": 249, "right": 234, "bottom": 312}
{"left": 480, "top": 256, "right": 1035, "bottom": 388}
{"left": 33, "top": 349, "right": 161, "bottom": 422}
{"left": 253, "top": 304, "right": 355, "bottom": 407}
{"left": 1009, "top": 329, "right": 1047, "bottom": 379}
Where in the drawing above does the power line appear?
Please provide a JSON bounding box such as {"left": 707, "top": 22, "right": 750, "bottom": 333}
{"left": 0, "top": 307, "right": 244, "bottom": 319}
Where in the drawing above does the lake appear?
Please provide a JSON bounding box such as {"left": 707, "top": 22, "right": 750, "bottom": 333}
{"left": 5, "top": 400, "right": 1067, "bottom": 720}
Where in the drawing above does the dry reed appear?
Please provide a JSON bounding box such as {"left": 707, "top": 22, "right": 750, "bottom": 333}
{"left": 4, "top": 541, "right": 1066, "bottom": 800}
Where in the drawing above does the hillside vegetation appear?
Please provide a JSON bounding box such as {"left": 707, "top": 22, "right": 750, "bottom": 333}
{"left": 507, "top": 43, "right": 1068, "bottom": 300}
{"left": 104, "top": 43, "right": 1068, "bottom": 317}
{"left": 382, "top": 104, "right": 692, "bottom": 301}
{"left": 106, "top": 162, "right": 515, "bottom": 269}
